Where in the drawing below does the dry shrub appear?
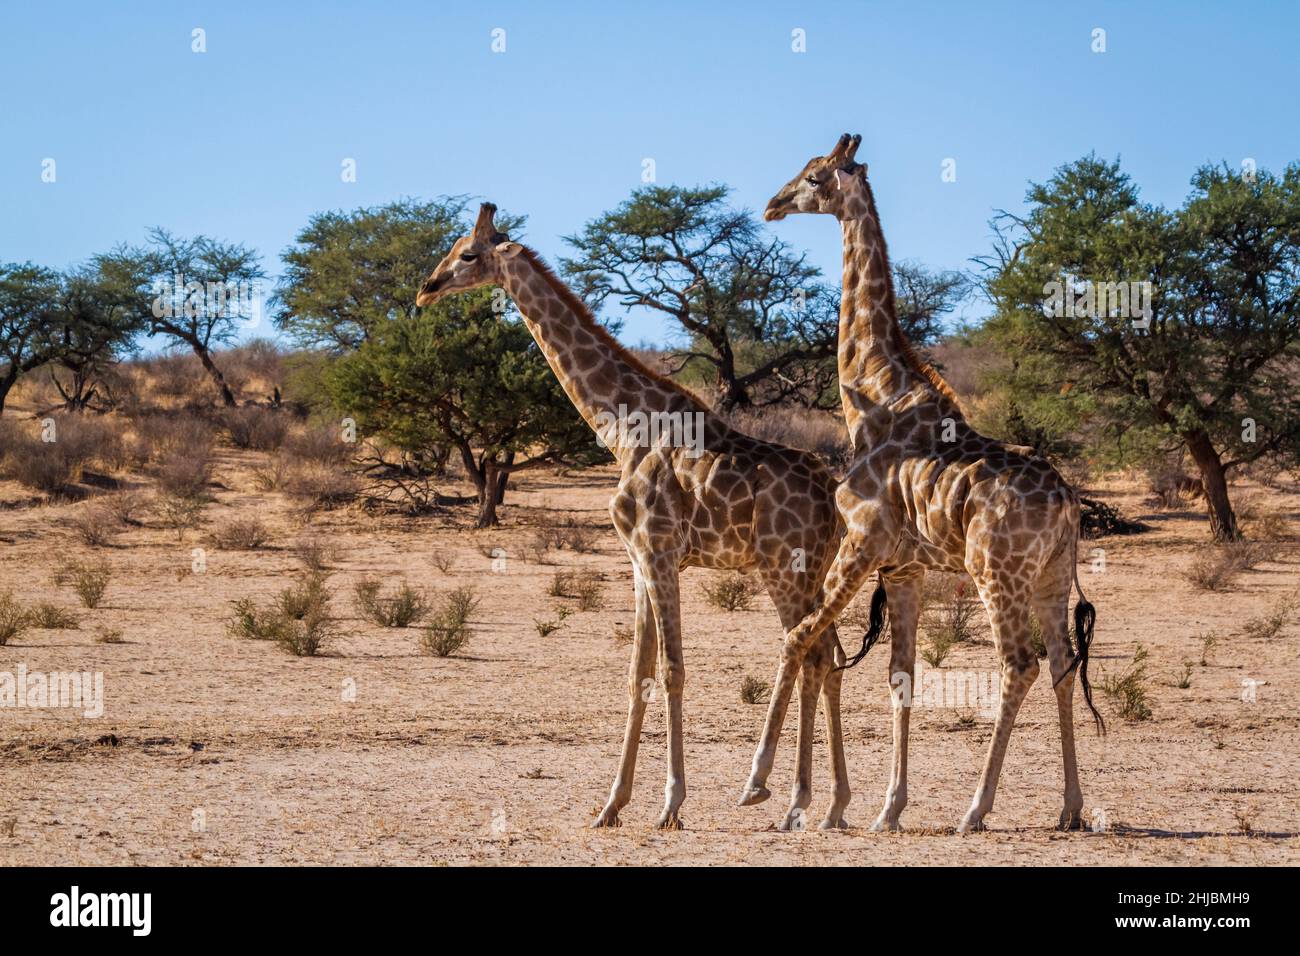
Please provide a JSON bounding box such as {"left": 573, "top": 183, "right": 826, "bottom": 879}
{"left": 548, "top": 569, "right": 605, "bottom": 611}
{"left": 727, "top": 406, "right": 850, "bottom": 472}
{"left": 1146, "top": 466, "right": 1204, "bottom": 510}
{"left": 221, "top": 406, "right": 289, "bottom": 451}
{"left": 1240, "top": 591, "right": 1297, "bottom": 642}
{"left": 0, "top": 416, "right": 119, "bottom": 495}
{"left": 0, "top": 592, "right": 29, "bottom": 645}
{"left": 210, "top": 517, "right": 271, "bottom": 550}
{"left": 1099, "top": 645, "right": 1153, "bottom": 722}
{"left": 95, "top": 627, "right": 125, "bottom": 644}
{"left": 155, "top": 493, "right": 207, "bottom": 540}
{"left": 131, "top": 412, "right": 215, "bottom": 463}
{"left": 54, "top": 559, "right": 112, "bottom": 609}
{"left": 740, "top": 675, "right": 771, "bottom": 704}
{"left": 354, "top": 577, "right": 430, "bottom": 628}
{"left": 612, "top": 624, "right": 633, "bottom": 646}
{"left": 153, "top": 449, "right": 213, "bottom": 499}
{"left": 282, "top": 463, "right": 359, "bottom": 514}
{"left": 292, "top": 536, "right": 340, "bottom": 571}
{"left": 921, "top": 573, "right": 983, "bottom": 647}
{"left": 70, "top": 505, "right": 121, "bottom": 547}
{"left": 104, "top": 491, "right": 148, "bottom": 526}
{"left": 283, "top": 425, "right": 353, "bottom": 467}
{"left": 29, "top": 602, "right": 79, "bottom": 630}
{"left": 1184, "top": 541, "right": 1276, "bottom": 591}
{"left": 430, "top": 551, "right": 453, "bottom": 574}
{"left": 702, "top": 572, "right": 759, "bottom": 612}
{"left": 421, "top": 586, "right": 479, "bottom": 656}
{"left": 229, "top": 572, "right": 334, "bottom": 656}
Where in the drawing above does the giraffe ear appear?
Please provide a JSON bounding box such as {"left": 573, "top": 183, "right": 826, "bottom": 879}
{"left": 833, "top": 168, "right": 859, "bottom": 191}
{"left": 494, "top": 240, "right": 523, "bottom": 259}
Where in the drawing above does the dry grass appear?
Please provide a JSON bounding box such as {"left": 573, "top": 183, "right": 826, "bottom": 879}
{"left": 354, "top": 578, "right": 430, "bottom": 628}
{"left": 1099, "top": 645, "right": 1153, "bottom": 722}
{"left": 1240, "top": 591, "right": 1297, "bottom": 642}
{"left": 228, "top": 572, "right": 334, "bottom": 656}
{"left": 740, "top": 675, "right": 771, "bottom": 704}
{"left": 292, "top": 536, "right": 340, "bottom": 572}
{"left": 1184, "top": 541, "right": 1276, "bottom": 591}
{"left": 548, "top": 569, "right": 605, "bottom": 611}
{"left": 54, "top": 559, "right": 112, "bottom": 609}
{"left": 221, "top": 406, "right": 290, "bottom": 451}
{"left": 701, "top": 572, "right": 760, "bottom": 612}
{"left": 29, "top": 603, "right": 80, "bottom": 630}
{"left": 0, "top": 592, "right": 29, "bottom": 645}
{"left": 210, "top": 517, "right": 272, "bottom": 550}
{"left": 421, "top": 586, "right": 480, "bottom": 657}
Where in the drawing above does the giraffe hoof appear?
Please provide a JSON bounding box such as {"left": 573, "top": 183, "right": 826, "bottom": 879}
{"left": 956, "top": 815, "right": 987, "bottom": 834}
{"left": 778, "top": 809, "right": 809, "bottom": 832}
{"left": 655, "top": 810, "right": 684, "bottom": 831}
{"left": 591, "top": 809, "right": 622, "bottom": 829}
{"left": 737, "top": 785, "right": 771, "bottom": 807}
{"left": 869, "top": 814, "right": 901, "bottom": 833}
{"left": 819, "top": 815, "right": 851, "bottom": 831}
{"left": 1057, "top": 810, "right": 1085, "bottom": 831}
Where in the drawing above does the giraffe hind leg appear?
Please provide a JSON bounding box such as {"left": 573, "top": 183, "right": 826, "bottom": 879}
{"left": 1034, "top": 554, "right": 1086, "bottom": 830}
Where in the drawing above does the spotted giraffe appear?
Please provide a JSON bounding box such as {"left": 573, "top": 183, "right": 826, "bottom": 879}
{"left": 742, "top": 134, "right": 1102, "bottom": 833}
{"left": 416, "top": 203, "right": 853, "bottom": 830}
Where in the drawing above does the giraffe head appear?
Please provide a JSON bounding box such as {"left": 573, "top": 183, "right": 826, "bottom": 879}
{"left": 415, "top": 202, "right": 522, "bottom": 308}
{"left": 764, "top": 132, "right": 868, "bottom": 222}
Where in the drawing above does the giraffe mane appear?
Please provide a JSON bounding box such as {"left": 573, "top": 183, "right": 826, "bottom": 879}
{"left": 859, "top": 181, "right": 963, "bottom": 412}
{"left": 515, "top": 245, "right": 711, "bottom": 411}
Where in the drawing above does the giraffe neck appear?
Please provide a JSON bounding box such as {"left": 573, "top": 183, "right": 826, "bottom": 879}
{"left": 499, "top": 248, "right": 702, "bottom": 460}
{"left": 837, "top": 189, "right": 933, "bottom": 439}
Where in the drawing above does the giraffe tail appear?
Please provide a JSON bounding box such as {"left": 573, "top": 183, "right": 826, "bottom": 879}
{"left": 834, "top": 579, "right": 887, "bottom": 672}
{"left": 1053, "top": 550, "right": 1106, "bottom": 736}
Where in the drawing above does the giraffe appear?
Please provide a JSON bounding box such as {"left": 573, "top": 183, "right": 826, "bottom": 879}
{"left": 416, "top": 203, "right": 853, "bottom": 830}
{"left": 741, "top": 134, "right": 1102, "bottom": 833}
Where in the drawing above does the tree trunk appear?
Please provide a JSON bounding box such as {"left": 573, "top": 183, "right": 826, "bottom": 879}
{"left": 0, "top": 370, "right": 15, "bottom": 416}
{"left": 191, "top": 342, "right": 237, "bottom": 407}
{"left": 476, "top": 458, "right": 501, "bottom": 528}
{"left": 1184, "top": 429, "right": 1239, "bottom": 541}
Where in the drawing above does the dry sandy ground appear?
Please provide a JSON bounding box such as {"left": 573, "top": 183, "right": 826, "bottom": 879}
{"left": 1, "top": 450, "right": 1297, "bottom": 866}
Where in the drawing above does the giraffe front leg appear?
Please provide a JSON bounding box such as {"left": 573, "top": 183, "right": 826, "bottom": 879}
{"left": 593, "top": 567, "right": 658, "bottom": 828}
{"left": 779, "top": 642, "right": 824, "bottom": 831}
{"left": 816, "top": 631, "right": 852, "bottom": 830}
{"left": 872, "top": 573, "right": 920, "bottom": 832}
{"left": 740, "top": 532, "right": 882, "bottom": 807}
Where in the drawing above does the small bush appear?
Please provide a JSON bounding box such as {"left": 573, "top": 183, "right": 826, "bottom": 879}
{"left": 0, "top": 592, "right": 30, "bottom": 645}
{"left": 221, "top": 406, "right": 289, "bottom": 451}
{"left": 283, "top": 426, "right": 353, "bottom": 467}
{"left": 702, "top": 572, "right": 759, "bottom": 612}
{"left": 421, "top": 587, "right": 480, "bottom": 657}
{"left": 612, "top": 624, "right": 633, "bottom": 646}
{"left": 533, "top": 616, "right": 564, "bottom": 637}
{"left": 1176, "top": 660, "right": 1193, "bottom": 689}
{"left": 429, "top": 551, "right": 452, "bottom": 574}
{"left": 921, "top": 573, "right": 983, "bottom": 647}
{"left": 96, "top": 627, "right": 125, "bottom": 644}
{"left": 1240, "top": 592, "right": 1297, "bottom": 642}
{"left": 277, "top": 571, "right": 332, "bottom": 622}
{"left": 153, "top": 449, "right": 213, "bottom": 500}
{"left": 1199, "top": 631, "right": 1218, "bottom": 667}
{"left": 54, "top": 559, "right": 112, "bottom": 609}
{"left": 548, "top": 570, "right": 604, "bottom": 611}
{"left": 210, "top": 517, "right": 271, "bottom": 550}
{"left": 155, "top": 493, "right": 207, "bottom": 540}
{"left": 1185, "top": 541, "right": 1276, "bottom": 591}
{"left": 282, "top": 463, "right": 358, "bottom": 514}
{"left": 292, "top": 536, "right": 339, "bottom": 571}
{"left": 229, "top": 573, "right": 334, "bottom": 656}
{"left": 70, "top": 505, "right": 121, "bottom": 547}
{"left": 29, "top": 603, "right": 80, "bottom": 630}
{"left": 104, "top": 491, "right": 148, "bottom": 527}
{"left": 740, "top": 675, "right": 771, "bottom": 705}
{"left": 1099, "top": 645, "right": 1153, "bottom": 722}
{"left": 355, "top": 577, "right": 430, "bottom": 628}
{"left": 921, "top": 628, "right": 958, "bottom": 667}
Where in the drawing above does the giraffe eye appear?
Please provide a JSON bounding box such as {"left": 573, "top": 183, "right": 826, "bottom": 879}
{"left": 806, "top": 176, "right": 820, "bottom": 186}
{"left": 460, "top": 253, "right": 478, "bottom": 262}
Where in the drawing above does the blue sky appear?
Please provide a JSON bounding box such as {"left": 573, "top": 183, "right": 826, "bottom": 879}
{"left": 2, "top": 1, "right": 1297, "bottom": 346}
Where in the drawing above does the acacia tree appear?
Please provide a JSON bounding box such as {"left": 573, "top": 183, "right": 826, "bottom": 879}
{"left": 979, "top": 156, "right": 1300, "bottom": 540}
{"left": 324, "top": 288, "right": 603, "bottom": 526}
{"left": 46, "top": 266, "right": 143, "bottom": 411}
{"left": 561, "top": 185, "right": 836, "bottom": 409}
{"left": 97, "top": 229, "right": 265, "bottom": 407}
{"left": 0, "top": 262, "right": 63, "bottom": 415}
{"left": 275, "top": 197, "right": 522, "bottom": 352}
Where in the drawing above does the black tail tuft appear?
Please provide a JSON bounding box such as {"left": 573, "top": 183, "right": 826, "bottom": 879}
{"left": 835, "top": 581, "right": 887, "bottom": 672}
{"left": 1067, "top": 597, "right": 1105, "bottom": 735}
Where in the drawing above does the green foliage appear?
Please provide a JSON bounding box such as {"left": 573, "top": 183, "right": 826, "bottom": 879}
{"left": 976, "top": 155, "right": 1300, "bottom": 538}
{"left": 323, "top": 288, "right": 603, "bottom": 525}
